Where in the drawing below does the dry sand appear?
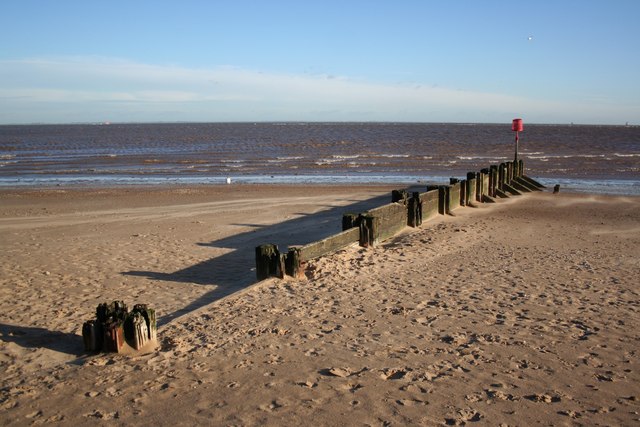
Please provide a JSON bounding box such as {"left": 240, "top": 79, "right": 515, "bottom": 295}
{"left": 0, "top": 185, "right": 638, "bottom": 426}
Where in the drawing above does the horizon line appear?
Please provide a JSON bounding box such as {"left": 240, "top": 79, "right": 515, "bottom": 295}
{"left": 1, "top": 120, "right": 637, "bottom": 127}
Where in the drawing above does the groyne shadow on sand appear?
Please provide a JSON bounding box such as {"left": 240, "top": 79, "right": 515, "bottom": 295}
{"left": 0, "top": 323, "right": 84, "bottom": 357}
{"left": 122, "top": 190, "right": 414, "bottom": 326}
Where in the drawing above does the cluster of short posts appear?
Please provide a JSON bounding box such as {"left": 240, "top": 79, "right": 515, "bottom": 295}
{"left": 82, "top": 301, "right": 157, "bottom": 353}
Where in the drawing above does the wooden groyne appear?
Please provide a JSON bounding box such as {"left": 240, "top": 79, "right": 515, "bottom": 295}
{"left": 256, "top": 160, "right": 545, "bottom": 281}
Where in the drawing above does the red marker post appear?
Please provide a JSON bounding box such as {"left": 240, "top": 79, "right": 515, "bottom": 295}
{"left": 512, "top": 118, "right": 523, "bottom": 162}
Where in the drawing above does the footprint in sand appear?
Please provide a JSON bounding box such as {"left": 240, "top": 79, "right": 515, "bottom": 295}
{"left": 85, "top": 410, "right": 120, "bottom": 420}
{"left": 321, "top": 367, "right": 367, "bottom": 378}
{"left": 558, "top": 410, "right": 582, "bottom": 419}
{"left": 296, "top": 380, "right": 317, "bottom": 389}
{"left": 380, "top": 368, "right": 408, "bottom": 380}
{"left": 25, "top": 410, "right": 43, "bottom": 420}
{"left": 445, "top": 408, "right": 483, "bottom": 425}
{"left": 484, "top": 389, "right": 517, "bottom": 401}
{"left": 259, "top": 400, "right": 284, "bottom": 412}
{"left": 324, "top": 367, "right": 352, "bottom": 378}
{"left": 524, "top": 393, "right": 561, "bottom": 403}
{"left": 396, "top": 399, "right": 428, "bottom": 406}
{"left": 343, "top": 382, "right": 364, "bottom": 393}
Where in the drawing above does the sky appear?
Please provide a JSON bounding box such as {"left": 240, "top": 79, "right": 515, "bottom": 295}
{"left": 1, "top": 0, "right": 639, "bottom": 125}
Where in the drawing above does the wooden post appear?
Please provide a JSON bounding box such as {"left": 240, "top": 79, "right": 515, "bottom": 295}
{"left": 342, "top": 213, "right": 359, "bottom": 231}
{"left": 438, "top": 185, "right": 450, "bottom": 215}
{"left": 475, "top": 172, "right": 483, "bottom": 202}
{"left": 466, "top": 172, "right": 476, "bottom": 206}
{"left": 459, "top": 179, "right": 467, "bottom": 206}
{"left": 490, "top": 165, "right": 498, "bottom": 197}
{"left": 285, "top": 247, "right": 304, "bottom": 279}
{"left": 126, "top": 312, "right": 149, "bottom": 350}
{"left": 391, "top": 189, "right": 408, "bottom": 204}
{"left": 82, "top": 319, "right": 102, "bottom": 352}
{"left": 103, "top": 320, "right": 125, "bottom": 353}
{"left": 359, "top": 215, "right": 378, "bottom": 247}
{"left": 408, "top": 192, "right": 422, "bottom": 227}
{"left": 133, "top": 304, "right": 157, "bottom": 342}
{"left": 255, "top": 244, "right": 280, "bottom": 281}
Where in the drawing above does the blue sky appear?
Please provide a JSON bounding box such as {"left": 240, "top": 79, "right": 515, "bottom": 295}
{"left": 1, "top": 1, "right": 639, "bottom": 124}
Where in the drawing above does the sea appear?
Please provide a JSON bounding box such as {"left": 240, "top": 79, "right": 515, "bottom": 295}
{"left": 1, "top": 122, "right": 639, "bottom": 195}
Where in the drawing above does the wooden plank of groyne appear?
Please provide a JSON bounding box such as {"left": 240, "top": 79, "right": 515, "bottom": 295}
{"left": 298, "top": 227, "right": 360, "bottom": 261}
{"left": 419, "top": 189, "right": 439, "bottom": 221}
{"left": 364, "top": 202, "right": 409, "bottom": 245}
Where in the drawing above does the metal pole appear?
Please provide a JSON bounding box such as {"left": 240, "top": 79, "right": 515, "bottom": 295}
{"left": 514, "top": 131, "right": 519, "bottom": 162}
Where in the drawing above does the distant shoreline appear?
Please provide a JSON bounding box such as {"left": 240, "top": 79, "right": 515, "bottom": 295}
{"left": 1, "top": 176, "right": 639, "bottom": 196}
{"left": 1, "top": 121, "right": 638, "bottom": 127}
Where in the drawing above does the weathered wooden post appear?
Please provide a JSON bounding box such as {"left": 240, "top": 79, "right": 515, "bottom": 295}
{"left": 466, "top": 172, "right": 477, "bottom": 206}
{"left": 285, "top": 247, "right": 304, "bottom": 279}
{"left": 126, "top": 312, "right": 149, "bottom": 350}
{"left": 439, "top": 185, "right": 450, "bottom": 214}
{"left": 518, "top": 159, "right": 524, "bottom": 178}
{"left": 132, "top": 304, "right": 157, "bottom": 342}
{"left": 82, "top": 320, "right": 102, "bottom": 352}
{"left": 480, "top": 168, "right": 490, "bottom": 189}
{"left": 255, "top": 244, "right": 281, "bottom": 281}
{"left": 490, "top": 165, "right": 499, "bottom": 197}
{"left": 342, "top": 213, "right": 359, "bottom": 231}
{"left": 103, "top": 319, "right": 125, "bottom": 352}
{"left": 391, "top": 189, "right": 408, "bottom": 204}
{"left": 474, "top": 172, "right": 483, "bottom": 202}
{"left": 459, "top": 179, "right": 467, "bottom": 206}
{"left": 408, "top": 192, "right": 422, "bottom": 227}
{"left": 359, "top": 214, "right": 378, "bottom": 247}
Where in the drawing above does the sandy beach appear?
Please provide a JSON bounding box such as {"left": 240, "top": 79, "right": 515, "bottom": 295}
{"left": 1, "top": 185, "right": 639, "bottom": 426}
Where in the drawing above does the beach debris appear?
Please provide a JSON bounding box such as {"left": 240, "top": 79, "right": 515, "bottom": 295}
{"left": 554, "top": 184, "right": 561, "bottom": 193}
{"left": 82, "top": 300, "right": 157, "bottom": 353}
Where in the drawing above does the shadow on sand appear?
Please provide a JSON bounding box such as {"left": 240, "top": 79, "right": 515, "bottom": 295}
{"left": 123, "top": 191, "right": 397, "bottom": 326}
{"left": 0, "top": 323, "right": 84, "bottom": 357}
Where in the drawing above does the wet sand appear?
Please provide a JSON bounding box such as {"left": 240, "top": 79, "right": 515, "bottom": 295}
{"left": 1, "top": 185, "right": 639, "bottom": 425}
